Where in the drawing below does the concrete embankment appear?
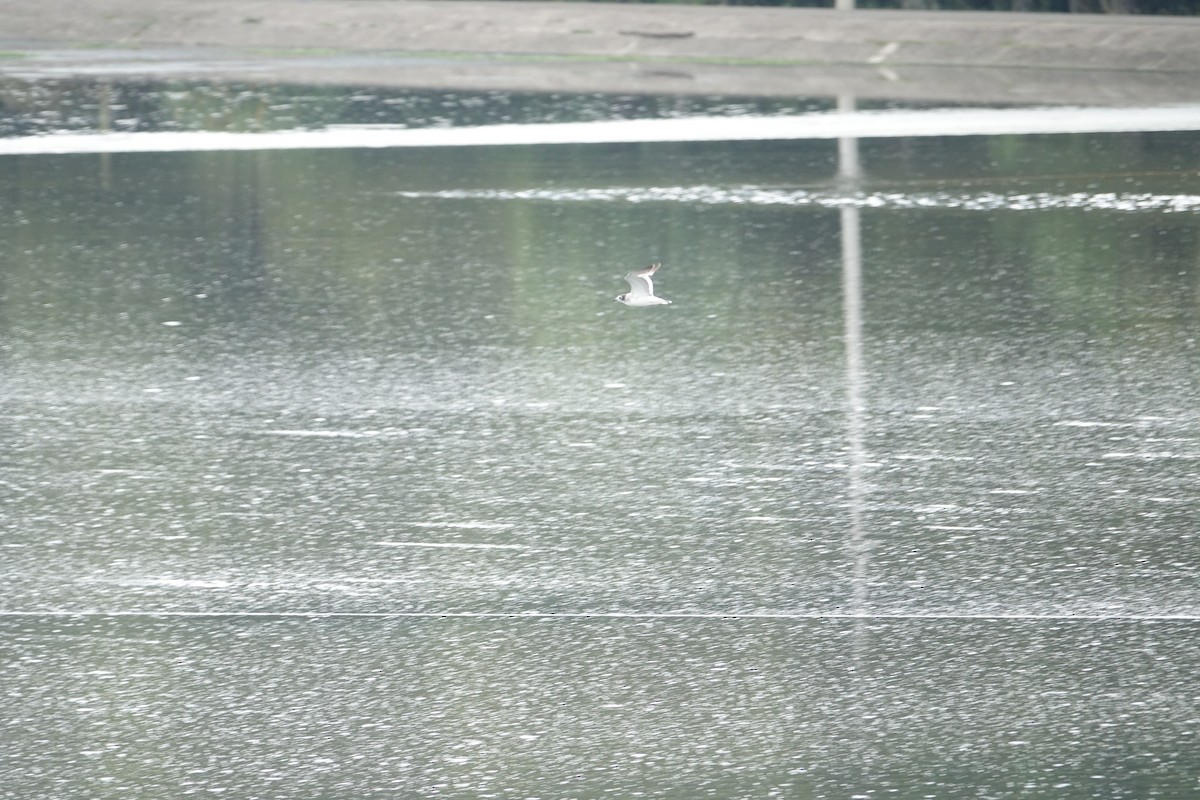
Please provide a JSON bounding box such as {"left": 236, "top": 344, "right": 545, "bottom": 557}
{"left": 2, "top": 0, "right": 1199, "bottom": 105}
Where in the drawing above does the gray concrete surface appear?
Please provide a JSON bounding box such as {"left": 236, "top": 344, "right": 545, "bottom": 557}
{"left": 3, "top": 0, "right": 1199, "bottom": 105}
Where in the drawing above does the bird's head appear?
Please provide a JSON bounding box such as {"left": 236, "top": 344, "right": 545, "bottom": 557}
{"left": 615, "top": 293, "right": 627, "bottom": 304}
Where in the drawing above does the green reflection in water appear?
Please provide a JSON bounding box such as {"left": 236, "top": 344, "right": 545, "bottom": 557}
{"left": 0, "top": 77, "right": 839, "bottom": 137}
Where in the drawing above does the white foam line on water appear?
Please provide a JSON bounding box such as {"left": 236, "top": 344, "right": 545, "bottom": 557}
{"left": 81, "top": 578, "right": 234, "bottom": 589}
{"left": 3, "top": 105, "right": 1200, "bottom": 154}
{"left": 925, "top": 525, "right": 992, "bottom": 531}
{"left": 1, "top": 611, "right": 1197, "bottom": 622}
{"left": 259, "top": 429, "right": 390, "bottom": 438}
{"left": 1054, "top": 420, "right": 1137, "bottom": 428}
{"left": 396, "top": 185, "right": 1200, "bottom": 213}
{"left": 374, "top": 541, "right": 528, "bottom": 550}
{"left": 409, "top": 522, "right": 517, "bottom": 530}
{"left": 1103, "top": 452, "right": 1198, "bottom": 460}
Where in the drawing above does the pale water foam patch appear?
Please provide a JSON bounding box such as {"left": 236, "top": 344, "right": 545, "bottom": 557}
{"left": 3, "top": 105, "right": 1200, "bottom": 154}
{"left": 396, "top": 185, "right": 1200, "bottom": 213}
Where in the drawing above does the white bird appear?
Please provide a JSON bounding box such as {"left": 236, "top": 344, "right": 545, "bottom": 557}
{"left": 615, "top": 262, "right": 672, "bottom": 307}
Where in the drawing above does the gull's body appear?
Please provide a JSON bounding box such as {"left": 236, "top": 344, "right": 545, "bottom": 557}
{"left": 616, "top": 262, "right": 672, "bottom": 307}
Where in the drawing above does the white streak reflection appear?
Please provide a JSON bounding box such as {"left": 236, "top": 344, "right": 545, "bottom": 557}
{"left": 842, "top": 205, "right": 869, "bottom": 618}
{"left": 375, "top": 541, "right": 530, "bottom": 550}
{"left": 2, "top": 105, "right": 1199, "bottom": 154}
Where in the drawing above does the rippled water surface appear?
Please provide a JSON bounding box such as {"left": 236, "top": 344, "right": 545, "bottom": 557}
{"left": 2, "top": 81, "right": 1198, "bottom": 798}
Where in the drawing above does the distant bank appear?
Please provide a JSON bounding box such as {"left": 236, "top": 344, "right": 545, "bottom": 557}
{"left": 2, "top": 0, "right": 1200, "bottom": 105}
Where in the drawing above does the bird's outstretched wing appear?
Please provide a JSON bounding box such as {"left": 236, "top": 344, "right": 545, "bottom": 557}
{"left": 623, "top": 262, "right": 661, "bottom": 299}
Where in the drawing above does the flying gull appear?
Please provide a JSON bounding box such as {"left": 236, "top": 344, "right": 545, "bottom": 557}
{"left": 615, "top": 262, "right": 672, "bottom": 307}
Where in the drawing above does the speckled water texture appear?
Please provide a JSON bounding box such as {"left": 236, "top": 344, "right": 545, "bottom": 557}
{"left": 2, "top": 5, "right": 1200, "bottom": 797}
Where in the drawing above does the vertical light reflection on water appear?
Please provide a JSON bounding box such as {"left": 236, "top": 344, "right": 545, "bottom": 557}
{"left": 841, "top": 206, "right": 868, "bottom": 617}
{"left": 838, "top": 95, "right": 869, "bottom": 623}
{"left": 836, "top": 94, "right": 861, "bottom": 184}
{"left": 98, "top": 81, "right": 113, "bottom": 190}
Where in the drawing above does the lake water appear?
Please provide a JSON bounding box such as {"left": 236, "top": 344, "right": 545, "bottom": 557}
{"left": 2, "top": 80, "right": 1198, "bottom": 798}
